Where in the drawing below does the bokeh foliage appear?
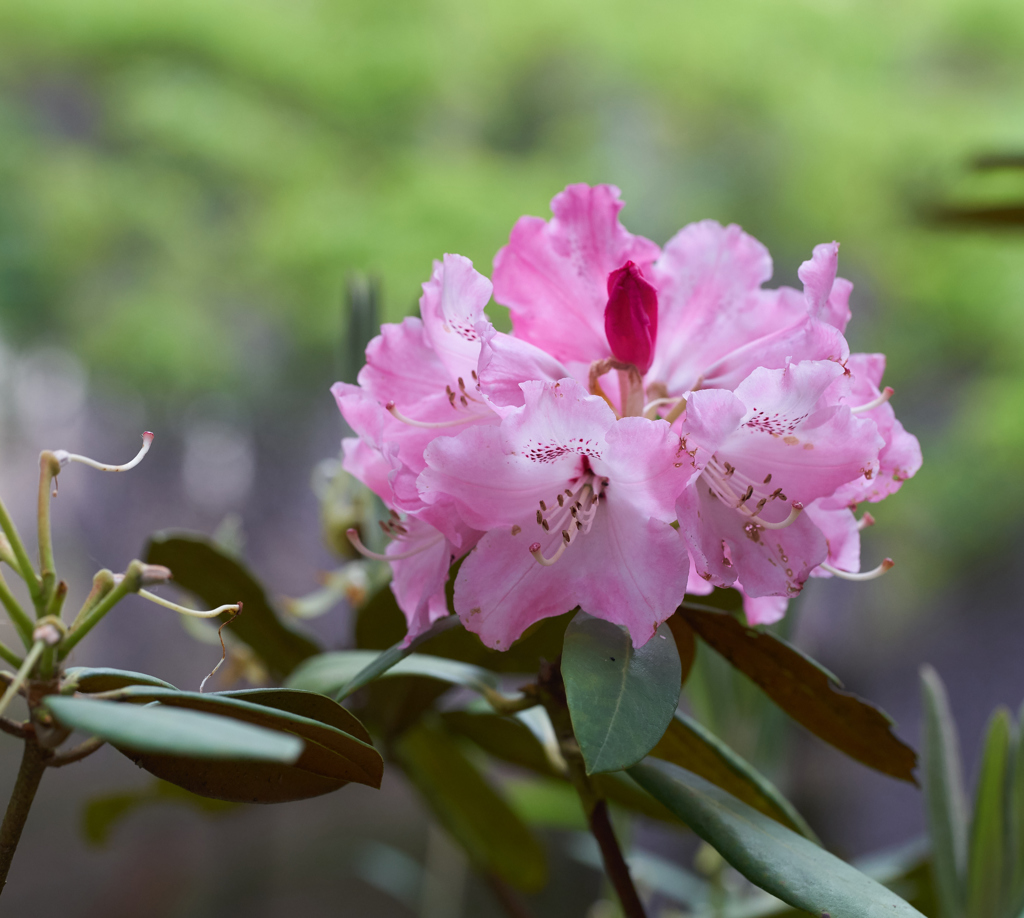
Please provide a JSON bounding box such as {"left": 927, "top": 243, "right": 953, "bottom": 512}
{"left": 1, "top": 0, "right": 1023, "bottom": 584}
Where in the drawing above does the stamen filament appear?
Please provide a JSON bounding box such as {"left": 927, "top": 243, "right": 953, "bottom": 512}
{"left": 754, "top": 502, "right": 804, "bottom": 529}
{"left": 530, "top": 540, "right": 568, "bottom": 566}
{"left": 386, "top": 402, "right": 479, "bottom": 429}
{"left": 137, "top": 588, "right": 240, "bottom": 619}
{"left": 642, "top": 397, "right": 679, "bottom": 419}
{"left": 346, "top": 528, "right": 443, "bottom": 561}
{"left": 820, "top": 558, "right": 894, "bottom": 581}
{"left": 851, "top": 387, "right": 894, "bottom": 414}
{"left": 664, "top": 397, "right": 688, "bottom": 425}
{"left": 857, "top": 512, "right": 876, "bottom": 531}
{"left": 55, "top": 432, "right": 154, "bottom": 472}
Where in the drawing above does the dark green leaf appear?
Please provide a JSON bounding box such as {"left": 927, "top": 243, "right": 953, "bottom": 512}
{"left": 394, "top": 722, "right": 548, "bottom": 893}
{"left": 145, "top": 532, "right": 320, "bottom": 679}
{"left": 628, "top": 759, "right": 927, "bottom": 918}
{"left": 82, "top": 780, "right": 237, "bottom": 846}
{"left": 650, "top": 712, "right": 818, "bottom": 841}
{"left": 95, "top": 685, "right": 383, "bottom": 790}
{"left": 219, "top": 687, "right": 372, "bottom": 744}
{"left": 63, "top": 667, "right": 177, "bottom": 693}
{"left": 562, "top": 612, "right": 680, "bottom": 774}
{"left": 45, "top": 695, "right": 303, "bottom": 761}
{"left": 920, "top": 665, "right": 969, "bottom": 918}
{"left": 967, "top": 707, "right": 1011, "bottom": 918}
{"left": 680, "top": 604, "right": 917, "bottom": 782}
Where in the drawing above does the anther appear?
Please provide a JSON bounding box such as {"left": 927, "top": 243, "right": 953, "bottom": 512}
{"left": 536, "top": 510, "right": 543, "bottom": 525}
{"left": 54, "top": 431, "right": 154, "bottom": 473}
{"left": 541, "top": 520, "right": 550, "bottom": 531}
{"left": 562, "top": 530, "right": 571, "bottom": 544}
{"left": 539, "top": 500, "right": 547, "bottom": 511}
{"left": 763, "top": 473, "right": 772, "bottom": 484}
{"left": 738, "top": 485, "right": 754, "bottom": 504}
{"left": 557, "top": 494, "right": 565, "bottom": 507}
{"left": 851, "top": 387, "right": 894, "bottom": 414}
{"left": 820, "top": 558, "right": 894, "bottom": 581}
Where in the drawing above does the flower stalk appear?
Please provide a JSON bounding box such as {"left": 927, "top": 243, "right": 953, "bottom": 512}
{"left": 537, "top": 660, "right": 647, "bottom": 918}
{"left": 0, "top": 737, "right": 46, "bottom": 893}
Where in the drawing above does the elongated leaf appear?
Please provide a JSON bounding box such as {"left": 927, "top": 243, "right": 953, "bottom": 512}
{"left": 562, "top": 612, "right": 680, "bottom": 774}
{"left": 45, "top": 696, "right": 302, "bottom": 761}
{"left": 680, "top": 604, "right": 917, "bottom": 782}
{"left": 82, "top": 780, "right": 236, "bottom": 846}
{"left": 63, "top": 667, "right": 177, "bottom": 693}
{"left": 145, "top": 532, "right": 320, "bottom": 679}
{"left": 920, "top": 665, "right": 969, "bottom": 918}
{"left": 1010, "top": 703, "right": 1024, "bottom": 914}
{"left": 967, "top": 707, "right": 1011, "bottom": 918}
{"left": 287, "top": 650, "right": 500, "bottom": 699}
{"left": 96, "top": 685, "right": 382, "bottom": 789}
{"left": 394, "top": 722, "right": 548, "bottom": 893}
{"left": 629, "top": 759, "right": 927, "bottom": 917}
{"left": 219, "top": 687, "right": 372, "bottom": 744}
{"left": 355, "top": 583, "right": 572, "bottom": 673}
{"left": 650, "top": 712, "right": 818, "bottom": 841}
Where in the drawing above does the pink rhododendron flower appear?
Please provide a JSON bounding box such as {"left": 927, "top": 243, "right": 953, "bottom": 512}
{"left": 333, "top": 182, "right": 920, "bottom": 645}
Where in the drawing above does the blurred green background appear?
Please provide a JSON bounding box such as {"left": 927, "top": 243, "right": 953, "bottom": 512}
{"left": 1, "top": 0, "right": 1024, "bottom": 913}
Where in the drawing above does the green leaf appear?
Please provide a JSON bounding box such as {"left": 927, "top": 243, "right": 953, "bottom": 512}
{"left": 920, "top": 665, "right": 969, "bottom": 918}
{"left": 144, "top": 532, "right": 320, "bottom": 679}
{"left": 966, "top": 707, "right": 1012, "bottom": 918}
{"left": 45, "top": 695, "right": 303, "bottom": 761}
{"left": 503, "top": 777, "right": 588, "bottom": 830}
{"left": 1009, "top": 703, "right": 1024, "bottom": 914}
{"left": 562, "top": 611, "right": 681, "bottom": 774}
{"left": 650, "top": 712, "right": 818, "bottom": 842}
{"left": 63, "top": 667, "right": 178, "bottom": 693}
{"left": 82, "top": 780, "right": 236, "bottom": 847}
{"left": 286, "top": 650, "right": 500, "bottom": 699}
{"left": 628, "top": 759, "right": 927, "bottom": 918}
{"left": 394, "top": 722, "right": 548, "bottom": 893}
{"left": 680, "top": 603, "right": 917, "bottom": 782}
{"left": 218, "top": 687, "right": 372, "bottom": 744}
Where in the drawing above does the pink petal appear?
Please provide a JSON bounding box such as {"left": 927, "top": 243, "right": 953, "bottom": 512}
{"left": 389, "top": 519, "right": 454, "bottom": 643}
{"left": 797, "top": 242, "right": 853, "bottom": 333}
{"left": 419, "top": 254, "right": 494, "bottom": 384}
{"left": 492, "top": 184, "right": 660, "bottom": 365}
{"left": 454, "top": 498, "right": 688, "bottom": 650}
{"left": 476, "top": 323, "right": 569, "bottom": 415}
{"left": 804, "top": 502, "right": 861, "bottom": 575}
{"left": 741, "top": 593, "right": 789, "bottom": 626}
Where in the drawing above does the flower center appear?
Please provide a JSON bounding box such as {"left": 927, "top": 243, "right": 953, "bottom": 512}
{"left": 528, "top": 473, "right": 607, "bottom": 566}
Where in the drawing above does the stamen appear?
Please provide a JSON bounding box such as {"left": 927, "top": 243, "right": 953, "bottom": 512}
{"left": 857, "top": 512, "right": 876, "bottom": 531}
{"left": 530, "top": 540, "right": 567, "bottom": 567}
{"left": 54, "top": 431, "right": 154, "bottom": 472}
{"left": 664, "top": 397, "right": 688, "bottom": 425}
{"left": 641, "top": 397, "right": 679, "bottom": 419}
{"left": 137, "top": 588, "right": 240, "bottom": 619}
{"left": 755, "top": 502, "right": 804, "bottom": 530}
{"left": 738, "top": 485, "right": 753, "bottom": 504}
{"left": 763, "top": 473, "right": 772, "bottom": 484}
{"left": 820, "top": 558, "right": 894, "bottom": 581}
{"left": 851, "top": 387, "right": 894, "bottom": 414}
{"left": 346, "top": 527, "right": 443, "bottom": 561}
{"left": 386, "top": 402, "right": 478, "bottom": 429}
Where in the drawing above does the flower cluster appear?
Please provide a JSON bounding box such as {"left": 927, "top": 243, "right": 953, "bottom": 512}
{"left": 333, "top": 184, "right": 920, "bottom": 649}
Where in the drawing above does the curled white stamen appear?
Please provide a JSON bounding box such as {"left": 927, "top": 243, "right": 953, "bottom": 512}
{"left": 851, "top": 387, "right": 894, "bottom": 414}
{"left": 857, "top": 512, "right": 876, "bottom": 531}
{"left": 755, "top": 502, "right": 804, "bottom": 530}
{"left": 530, "top": 540, "right": 568, "bottom": 567}
{"left": 137, "top": 588, "right": 240, "bottom": 618}
{"left": 820, "top": 558, "right": 894, "bottom": 581}
{"left": 642, "top": 397, "right": 679, "bottom": 419}
{"left": 54, "top": 431, "right": 154, "bottom": 472}
{"left": 346, "top": 527, "right": 443, "bottom": 561}
{"left": 386, "top": 401, "right": 478, "bottom": 429}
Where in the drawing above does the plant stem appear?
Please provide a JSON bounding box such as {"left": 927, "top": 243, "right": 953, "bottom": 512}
{"left": 0, "top": 738, "right": 46, "bottom": 894}
{"left": 0, "top": 497, "right": 41, "bottom": 606}
{"left": 36, "top": 453, "right": 61, "bottom": 615}
{"left": 0, "top": 643, "right": 45, "bottom": 721}
{"left": 60, "top": 561, "right": 143, "bottom": 659}
{"left": 0, "top": 640, "right": 22, "bottom": 670}
{"left": 538, "top": 661, "right": 647, "bottom": 918}
{"left": 0, "top": 572, "right": 35, "bottom": 650}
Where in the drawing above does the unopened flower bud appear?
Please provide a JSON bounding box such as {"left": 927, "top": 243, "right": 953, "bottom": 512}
{"left": 604, "top": 261, "right": 658, "bottom": 374}
{"left": 138, "top": 564, "right": 173, "bottom": 586}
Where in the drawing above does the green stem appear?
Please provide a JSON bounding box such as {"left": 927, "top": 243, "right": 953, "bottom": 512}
{"left": 0, "top": 641, "right": 22, "bottom": 670}
{"left": 0, "top": 498, "right": 40, "bottom": 606}
{"left": 538, "top": 660, "right": 647, "bottom": 918}
{"left": 0, "top": 738, "right": 46, "bottom": 895}
{"left": 0, "top": 643, "right": 45, "bottom": 721}
{"left": 35, "top": 454, "right": 61, "bottom": 615}
{"left": 0, "top": 574, "right": 33, "bottom": 649}
{"left": 69, "top": 570, "right": 116, "bottom": 632}
{"left": 59, "top": 562, "right": 143, "bottom": 659}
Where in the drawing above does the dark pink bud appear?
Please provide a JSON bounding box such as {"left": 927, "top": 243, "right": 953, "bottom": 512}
{"left": 604, "top": 261, "right": 658, "bottom": 374}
